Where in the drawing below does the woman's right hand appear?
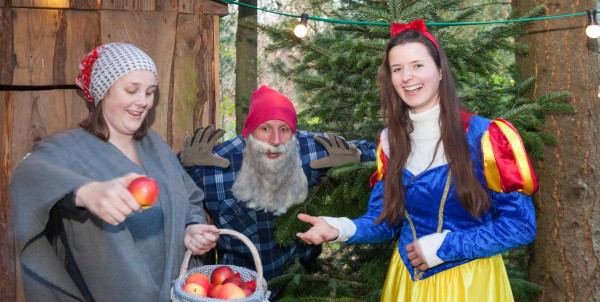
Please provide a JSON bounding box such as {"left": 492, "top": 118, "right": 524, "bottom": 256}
{"left": 296, "top": 213, "right": 339, "bottom": 245}
{"left": 75, "top": 173, "right": 143, "bottom": 225}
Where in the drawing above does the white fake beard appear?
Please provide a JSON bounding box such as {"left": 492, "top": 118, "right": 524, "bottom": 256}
{"left": 232, "top": 134, "right": 308, "bottom": 215}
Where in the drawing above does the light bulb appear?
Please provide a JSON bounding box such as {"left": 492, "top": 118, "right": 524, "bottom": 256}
{"left": 294, "top": 13, "right": 309, "bottom": 38}
{"left": 587, "top": 10, "right": 600, "bottom": 38}
{"left": 587, "top": 24, "right": 600, "bottom": 38}
{"left": 294, "top": 24, "right": 308, "bottom": 38}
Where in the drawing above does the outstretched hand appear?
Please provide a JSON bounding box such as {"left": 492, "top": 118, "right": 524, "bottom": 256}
{"left": 296, "top": 213, "right": 340, "bottom": 245}
{"left": 180, "top": 125, "right": 230, "bottom": 168}
{"left": 75, "top": 173, "right": 143, "bottom": 225}
{"left": 310, "top": 134, "right": 360, "bottom": 169}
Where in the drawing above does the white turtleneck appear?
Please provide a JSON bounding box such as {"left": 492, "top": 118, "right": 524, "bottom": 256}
{"left": 406, "top": 104, "right": 446, "bottom": 175}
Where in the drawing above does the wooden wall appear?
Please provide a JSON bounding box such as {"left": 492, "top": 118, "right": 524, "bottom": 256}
{"left": 0, "top": 1, "right": 228, "bottom": 300}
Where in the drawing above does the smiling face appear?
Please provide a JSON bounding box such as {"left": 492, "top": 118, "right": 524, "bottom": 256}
{"left": 250, "top": 119, "right": 294, "bottom": 160}
{"left": 389, "top": 42, "right": 442, "bottom": 113}
{"left": 101, "top": 70, "right": 157, "bottom": 140}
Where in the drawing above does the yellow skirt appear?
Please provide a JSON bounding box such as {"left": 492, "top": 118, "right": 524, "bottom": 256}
{"left": 380, "top": 248, "right": 514, "bottom": 302}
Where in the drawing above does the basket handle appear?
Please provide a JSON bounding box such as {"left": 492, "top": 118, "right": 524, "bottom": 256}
{"left": 178, "top": 229, "right": 264, "bottom": 291}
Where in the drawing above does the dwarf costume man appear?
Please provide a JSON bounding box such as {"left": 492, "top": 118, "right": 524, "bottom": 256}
{"left": 181, "top": 85, "right": 376, "bottom": 283}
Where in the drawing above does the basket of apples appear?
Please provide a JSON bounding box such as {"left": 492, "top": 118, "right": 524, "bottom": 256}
{"left": 171, "top": 229, "right": 269, "bottom": 302}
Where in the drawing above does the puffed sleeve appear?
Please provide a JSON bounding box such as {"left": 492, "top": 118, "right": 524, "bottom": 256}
{"left": 369, "top": 129, "right": 389, "bottom": 187}
{"left": 437, "top": 118, "right": 538, "bottom": 262}
{"left": 481, "top": 118, "right": 538, "bottom": 195}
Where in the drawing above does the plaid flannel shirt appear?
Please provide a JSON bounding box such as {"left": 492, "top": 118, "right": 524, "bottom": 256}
{"left": 185, "top": 130, "right": 376, "bottom": 281}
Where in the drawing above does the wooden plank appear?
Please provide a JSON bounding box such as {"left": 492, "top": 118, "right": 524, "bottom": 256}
{"left": 177, "top": 0, "right": 202, "bottom": 15}
{"left": 177, "top": 0, "right": 228, "bottom": 16}
{"left": 9, "top": 0, "right": 70, "bottom": 8}
{"left": 100, "top": 10, "right": 176, "bottom": 142}
{"left": 203, "top": 0, "right": 228, "bottom": 16}
{"left": 171, "top": 13, "right": 213, "bottom": 152}
{"left": 12, "top": 8, "right": 60, "bottom": 85}
{"left": 11, "top": 90, "right": 86, "bottom": 166}
{"left": 64, "top": 10, "right": 100, "bottom": 83}
{"left": 154, "top": 0, "right": 174, "bottom": 12}
{"left": 0, "top": 8, "right": 13, "bottom": 85}
{"left": 100, "top": 0, "right": 156, "bottom": 11}
{"left": 8, "top": 9, "right": 98, "bottom": 85}
{"left": 68, "top": 0, "right": 97, "bottom": 9}
{"left": 0, "top": 90, "right": 17, "bottom": 302}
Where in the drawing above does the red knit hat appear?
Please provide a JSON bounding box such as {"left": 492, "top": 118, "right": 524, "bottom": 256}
{"left": 242, "top": 85, "right": 298, "bottom": 137}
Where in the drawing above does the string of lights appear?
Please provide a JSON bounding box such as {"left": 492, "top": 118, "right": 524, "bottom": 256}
{"left": 220, "top": 0, "right": 599, "bottom": 38}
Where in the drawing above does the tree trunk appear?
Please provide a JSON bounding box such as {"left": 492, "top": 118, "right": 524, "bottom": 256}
{"left": 234, "top": 0, "right": 257, "bottom": 135}
{"left": 512, "top": 0, "right": 600, "bottom": 301}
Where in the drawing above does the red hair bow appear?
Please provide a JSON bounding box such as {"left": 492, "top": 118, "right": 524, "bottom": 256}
{"left": 390, "top": 19, "right": 439, "bottom": 50}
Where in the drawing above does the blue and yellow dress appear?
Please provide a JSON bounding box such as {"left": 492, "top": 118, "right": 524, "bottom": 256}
{"left": 347, "top": 113, "right": 538, "bottom": 301}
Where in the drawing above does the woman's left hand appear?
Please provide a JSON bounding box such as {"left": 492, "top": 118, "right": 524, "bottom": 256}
{"left": 406, "top": 241, "right": 429, "bottom": 271}
{"left": 184, "top": 224, "right": 220, "bottom": 255}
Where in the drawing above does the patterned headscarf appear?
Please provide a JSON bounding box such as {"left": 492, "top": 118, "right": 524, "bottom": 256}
{"left": 75, "top": 42, "right": 157, "bottom": 105}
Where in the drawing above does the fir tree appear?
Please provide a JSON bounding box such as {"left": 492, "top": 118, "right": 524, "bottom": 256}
{"left": 258, "top": 0, "right": 573, "bottom": 300}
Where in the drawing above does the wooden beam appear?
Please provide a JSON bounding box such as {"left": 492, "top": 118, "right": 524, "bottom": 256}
{"left": 202, "top": 0, "right": 227, "bottom": 16}
{"left": 0, "top": 90, "right": 17, "bottom": 302}
{"left": 212, "top": 15, "right": 220, "bottom": 126}
{"left": 0, "top": 8, "right": 13, "bottom": 85}
{"left": 9, "top": 0, "right": 70, "bottom": 8}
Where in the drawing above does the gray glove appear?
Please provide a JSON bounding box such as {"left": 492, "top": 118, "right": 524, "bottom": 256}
{"left": 180, "top": 125, "right": 230, "bottom": 168}
{"left": 310, "top": 134, "right": 361, "bottom": 169}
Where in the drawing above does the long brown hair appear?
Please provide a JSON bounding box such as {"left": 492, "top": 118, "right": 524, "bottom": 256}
{"left": 79, "top": 89, "right": 150, "bottom": 141}
{"left": 376, "top": 30, "right": 490, "bottom": 226}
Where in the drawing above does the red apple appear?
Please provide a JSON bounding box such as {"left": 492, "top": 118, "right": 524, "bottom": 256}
{"left": 222, "top": 273, "right": 244, "bottom": 287}
{"left": 183, "top": 281, "right": 207, "bottom": 297}
{"left": 128, "top": 176, "right": 159, "bottom": 209}
{"left": 185, "top": 273, "right": 210, "bottom": 292}
{"left": 207, "top": 284, "right": 222, "bottom": 298}
{"left": 216, "top": 283, "right": 246, "bottom": 299}
{"left": 239, "top": 283, "right": 255, "bottom": 297}
{"left": 243, "top": 279, "right": 256, "bottom": 292}
{"left": 211, "top": 266, "right": 234, "bottom": 285}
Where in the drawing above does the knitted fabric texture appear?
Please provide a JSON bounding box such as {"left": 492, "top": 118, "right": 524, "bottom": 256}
{"left": 242, "top": 85, "right": 298, "bottom": 137}
{"left": 75, "top": 42, "right": 157, "bottom": 105}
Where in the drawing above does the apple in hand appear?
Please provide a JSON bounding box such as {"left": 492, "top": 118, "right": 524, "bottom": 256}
{"left": 211, "top": 266, "right": 234, "bottom": 285}
{"left": 216, "top": 283, "right": 246, "bottom": 299}
{"left": 183, "top": 281, "right": 207, "bottom": 297}
{"left": 185, "top": 273, "right": 210, "bottom": 292}
{"left": 128, "top": 176, "right": 159, "bottom": 209}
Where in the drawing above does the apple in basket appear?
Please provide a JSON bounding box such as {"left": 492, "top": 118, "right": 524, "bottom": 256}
{"left": 240, "top": 280, "right": 256, "bottom": 296}
{"left": 185, "top": 273, "right": 211, "bottom": 292}
{"left": 128, "top": 176, "right": 159, "bottom": 209}
{"left": 182, "top": 281, "right": 207, "bottom": 297}
{"left": 223, "top": 273, "right": 244, "bottom": 287}
{"left": 211, "top": 266, "right": 235, "bottom": 285}
{"left": 207, "top": 284, "right": 223, "bottom": 298}
{"left": 216, "top": 283, "right": 246, "bottom": 299}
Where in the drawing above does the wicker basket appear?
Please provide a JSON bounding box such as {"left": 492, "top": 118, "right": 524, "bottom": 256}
{"left": 171, "top": 229, "right": 269, "bottom": 302}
